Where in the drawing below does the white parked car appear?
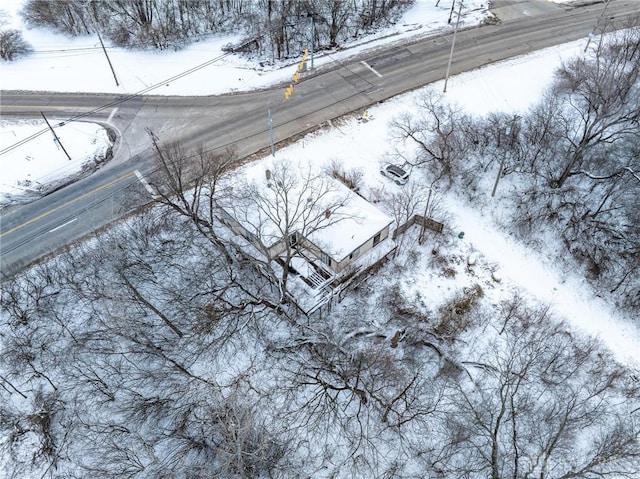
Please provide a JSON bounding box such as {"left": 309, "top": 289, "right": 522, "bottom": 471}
{"left": 380, "top": 164, "right": 410, "bottom": 185}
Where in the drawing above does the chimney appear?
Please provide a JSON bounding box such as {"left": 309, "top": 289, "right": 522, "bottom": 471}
{"left": 325, "top": 209, "right": 331, "bottom": 219}
{"left": 265, "top": 169, "right": 272, "bottom": 180}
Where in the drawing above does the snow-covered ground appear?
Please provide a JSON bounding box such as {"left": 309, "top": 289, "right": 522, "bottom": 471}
{"left": 0, "top": 120, "right": 112, "bottom": 204}
{"left": 2, "top": 0, "right": 637, "bottom": 368}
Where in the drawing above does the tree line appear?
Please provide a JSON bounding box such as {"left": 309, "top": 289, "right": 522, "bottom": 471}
{"left": 19, "top": 0, "right": 414, "bottom": 56}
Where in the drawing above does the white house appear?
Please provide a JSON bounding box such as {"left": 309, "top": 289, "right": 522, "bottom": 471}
{"left": 216, "top": 158, "right": 395, "bottom": 305}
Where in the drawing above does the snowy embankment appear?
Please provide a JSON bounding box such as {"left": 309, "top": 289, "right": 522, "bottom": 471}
{"left": 0, "top": 120, "right": 112, "bottom": 205}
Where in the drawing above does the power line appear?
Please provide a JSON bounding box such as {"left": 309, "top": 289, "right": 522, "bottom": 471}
{"left": 27, "top": 46, "right": 104, "bottom": 54}
{"left": 8, "top": 44, "right": 228, "bottom": 147}
{"left": 0, "top": 42, "right": 250, "bottom": 157}
{"left": 1, "top": 15, "right": 320, "bottom": 157}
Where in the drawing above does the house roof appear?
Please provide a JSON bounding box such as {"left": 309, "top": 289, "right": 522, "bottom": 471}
{"left": 219, "top": 158, "right": 393, "bottom": 263}
{"left": 307, "top": 184, "right": 393, "bottom": 262}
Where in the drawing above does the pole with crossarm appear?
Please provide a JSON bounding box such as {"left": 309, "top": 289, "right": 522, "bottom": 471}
{"left": 443, "top": 0, "right": 463, "bottom": 93}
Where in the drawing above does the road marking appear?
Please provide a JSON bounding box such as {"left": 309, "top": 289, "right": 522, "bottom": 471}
{"left": 361, "top": 61, "right": 383, "bottom": 78}
{"left": 49, "top": 217, "right": 77, "bottom": 233}
{"left": 107, "top": 107, "right": 118, "bottom": 122}
{"left": 134, "top": 169, "right": 157, "bottom": 198}
{"left": 0, "top": 171, "right": 136, "bottom": 239}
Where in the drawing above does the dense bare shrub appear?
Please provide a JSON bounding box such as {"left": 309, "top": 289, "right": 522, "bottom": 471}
{"left": 21, "top": 0, "right": 90, "bottom": 35}
{"left": 0, "top": 28, "right": 32, "bottom": 60}
{"left": 434, "top": 284, "right": 483, "bottom": 339}
{"left": 324, "top": 158, "right": 364, "bottom": 192}
{"left": 21, "top": 0, "right": 414, "bottom": 54}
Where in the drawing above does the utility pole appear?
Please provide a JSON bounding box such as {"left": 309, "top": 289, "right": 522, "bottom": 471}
{"left": 94, "top": 23, "right": 120, "bottom": 87}
{"left": 491, "top": 142, "right": 506, "bottom": 197}
{"left": 41, "top": 112, "right": 72, "bottom": 161}
{"left": 310, "top": 15, "right": 315, "bottom": 69}
{"left": 448, "top": 0, "right": 456, "bottom": 24}
{"left": 268, "top": 109, "right": 275, "bottom": 157}
{"left": 85, "top": 0, "right": 119, "bottom": 86}
{"left": 443, "top": 0, "right": 463, "bottom": 93}
{"left": 419, "top": 184, "right": 435, "bottom": 244}
{"left": 584, "top": 0, "right": 611, "bottom": 52}
{"left": 491, "top": 116, "right": 519, "bottom": 197}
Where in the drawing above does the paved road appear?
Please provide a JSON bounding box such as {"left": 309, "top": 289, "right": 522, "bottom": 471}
{"left": 1, "top": 0, "right": 638, "bottom": 278}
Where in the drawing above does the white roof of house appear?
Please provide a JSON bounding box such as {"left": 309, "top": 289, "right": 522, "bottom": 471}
{"left": 219, "top": 158, "right": 393, "bottom": 263}
{"left": 307, "top": 185, "right": 393, "bottom": 262}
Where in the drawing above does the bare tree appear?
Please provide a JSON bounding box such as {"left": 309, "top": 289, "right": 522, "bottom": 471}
{"left": 382, "top": 180, "right": 444, "bottom": 255}
{"left": 498, "top": 28, "right": 640, "bottom": 309}
{"left": 550, "top": 27, "right": 640, "bottom": 189}
{"left": 21, "top": 0, "right": 91, "bottom": 35}
{"left": 389, "top": 91, "right": 475, "bottom": 185}
{"left": 0, "top": 388, "right": 70, "bottom": 478}
{"left": 234, "top": 0, "right": 414, "bottom": 61}
{"left": 0, "top": 28, "right": 32, "bottom": 61}
{"left": 440, "top": 299, "right": 640, "bottom": 479}
{"left": 221, "top": 159, "right": 352, "bottom": 300}
{"left": 54, "top": 211, "right": 292, "bottom": 478}
{"left": 262, "top": 309, "right": 453, "bottom": 478}
{"left": 147, "top": 136, "right": 237, "bottom": 262}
